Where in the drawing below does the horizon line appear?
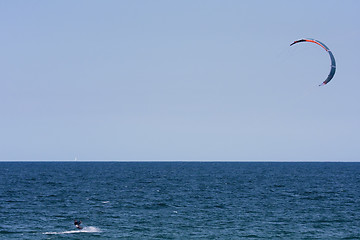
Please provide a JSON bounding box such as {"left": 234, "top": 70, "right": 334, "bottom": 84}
{"left": 0, "top": 159, "right": 359, "bottom": 162}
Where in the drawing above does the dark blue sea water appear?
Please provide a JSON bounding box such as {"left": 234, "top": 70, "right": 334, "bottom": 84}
{"left": 1, "top": 162, "right": 360, "bottom": 239}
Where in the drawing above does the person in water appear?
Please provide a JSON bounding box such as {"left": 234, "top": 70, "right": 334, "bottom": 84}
{"left": 74, "top": 220, "right": 82, "bottom": 229}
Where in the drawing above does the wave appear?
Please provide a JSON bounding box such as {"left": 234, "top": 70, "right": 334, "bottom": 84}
{"left": 43, "top": 226, "right": 101, "bottom": 235}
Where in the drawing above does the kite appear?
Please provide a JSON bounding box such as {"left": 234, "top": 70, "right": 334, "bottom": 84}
{"left": 290, "top": 38, "right": 336, "bottom": 86}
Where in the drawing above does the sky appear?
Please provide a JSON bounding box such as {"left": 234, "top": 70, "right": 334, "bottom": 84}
{"left": 1, "top": 1, "right": 359, "bottom": 161}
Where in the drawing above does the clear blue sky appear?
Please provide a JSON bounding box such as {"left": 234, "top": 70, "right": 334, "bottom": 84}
{"left": 1, "top": 1, "right": 359, "bottom": 161}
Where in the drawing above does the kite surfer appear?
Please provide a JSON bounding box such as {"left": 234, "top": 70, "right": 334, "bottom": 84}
{"left": 74, "top": 220, "right": 82, "bottom": 229}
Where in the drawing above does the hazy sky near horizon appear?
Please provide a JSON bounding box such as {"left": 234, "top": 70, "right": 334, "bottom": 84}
{"left": 1, "top": 1, "right": 359, "bottom": 160}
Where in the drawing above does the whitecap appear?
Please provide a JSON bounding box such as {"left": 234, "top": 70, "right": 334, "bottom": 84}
{"left": 43, "top": 226, "right": 101, "bottom": 235}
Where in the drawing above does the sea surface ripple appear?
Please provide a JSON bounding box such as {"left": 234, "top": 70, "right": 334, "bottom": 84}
{"left": 1, "top": 162, "right": 360, "bottom": 239}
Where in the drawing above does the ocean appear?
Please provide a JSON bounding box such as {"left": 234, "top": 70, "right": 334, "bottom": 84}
{"left": 1, "top": 162, "right": 360, "bottom": 239}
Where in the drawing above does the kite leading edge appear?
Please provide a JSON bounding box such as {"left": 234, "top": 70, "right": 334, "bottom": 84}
{"left": 290, "top": 38, "right": 336, "bottom": 86}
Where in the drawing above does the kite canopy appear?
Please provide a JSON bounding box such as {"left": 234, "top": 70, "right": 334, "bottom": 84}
{"left": 290, "top": 38, "right": 336, "bottom": 86}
